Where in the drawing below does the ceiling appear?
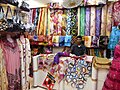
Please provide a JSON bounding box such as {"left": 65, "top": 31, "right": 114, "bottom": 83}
{"left": 18, "top": 0, "right": 63, "bottom": 8}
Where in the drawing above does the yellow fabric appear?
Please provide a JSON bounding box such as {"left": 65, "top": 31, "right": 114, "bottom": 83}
{"left": 84, "top": 36, "right": 92, "bottom": 47}
{"left": 0, "top": 48, "right": 8, "bottom": 90}
{"left": 92, "top": 56, "right": 111, "bottom": 69}
{"left": 52, "top": 36, "right": 59, "bottom": 43}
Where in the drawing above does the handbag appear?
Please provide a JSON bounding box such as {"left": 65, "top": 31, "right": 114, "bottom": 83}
{"left": 6, "top": 0, "right": 19, "bottom": 6}
{"left": 5, "top": 6, "right": 13, "bottom": 32}
{"left": 0, "top": 6, "right": 8, "bottom": 31}
{"left": 0, "top": 6, "right": 4, "bottom": 20}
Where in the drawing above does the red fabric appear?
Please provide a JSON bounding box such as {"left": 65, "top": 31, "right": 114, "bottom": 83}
{"left": 113, "top": 1, "right": 120, "bottom": 26}
{"left": 32, "top": 9, "right": 36, "bottom": 23}
{"left": 102, "top": 45, "right": 120, "bottom": 90}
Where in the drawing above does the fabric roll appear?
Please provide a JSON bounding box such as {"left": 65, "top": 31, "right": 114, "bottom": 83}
{"left": 101, "top": 5, "right": 107, "bottom": 36}
{"left": 80, "top": 7, "right": 85, "bottom": 36}
{"left": 106, "top": 3, "right": 114, "bottom": 36}
{"left": 85, "top": 7, "right": 90, "bottom": 36}
{"left": 95, "top": 6, "right": 102, "bottom": 36}
{"left": 90, "top": 7, "right": 96, "bottom": 36}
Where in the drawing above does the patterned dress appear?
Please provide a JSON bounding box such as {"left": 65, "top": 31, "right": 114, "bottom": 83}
{"left": 17, "top": 38, "right": 31, "bottom": 90}
{"left": 1, "top": 39, "right": 21, "bottom": 90}
{"left": 102, "top": 44, "right": 120, "bottom": 90}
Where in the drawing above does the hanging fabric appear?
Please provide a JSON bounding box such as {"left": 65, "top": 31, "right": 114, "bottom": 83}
{"left": 37, "top": 8, "right": 47, "bottom": 35}
{"left": 101, "top": 5, "right": 107, "bottom": 36}
{"left": 113, "top": 1, "right": 120, "bottom": 26}
{"left": 0, "top": 45, "right": 8, "bottom": 90}
{"left": 17, "top": 37, "right": 31, "bottom": 90}
{"left": 80, "top": 7, "right": 85, "bottom": 36}
{"left": 106, "top": 3, "right": 114, "bottom": 36}
{"left": 85, "top": 7, "right": 90, "bottom": 36}
{"left": 1, "top": 39, "right": 21, "bottom": 90}
{"left": 95, "top": 6, "right": 102, "bottom": 36}
{"left": 90, "top": 7, "right": 96, "bottom": 36}
{"left": 108, "top": 26, "right": 120, "bottom": 50}
{"left": 50, "top": 10, "right": 64, "bottom": 35}
{"left": 66, "top": 9, "right": 78, "bottom": 36}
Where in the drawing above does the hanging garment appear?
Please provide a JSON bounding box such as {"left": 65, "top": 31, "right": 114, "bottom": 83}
{"left": 90, "top": 7, "right": 96, "bottom": 36}
{"left": 1, "top": 39, "right": 21, "bottom": 90}
{"left": 108, "top": 26, "right": 120, "bottom": 50}
{"left": 102, "top": 44, "right": 120, "bottom": 90}
{"left": 80, "top": 7, "right": 85, "bottom": 36}
{"left": 113, "top": 1, "right": 120, "bottom": 26}
{"left": 0, "top": 45, "right": 8, "bottom": 90}
{"left": 95, "top": 6, "right": 102, "bottom": 36}
{"left": 17, "top": 38, "right": 31, "bottom": 90}
{"left": 106, "top": 3, "right": 114, "bottom": 36}
{"left": 85, "top": 7, "right": 90, "bottom": 36}
{"left": 101, "top": 5, "right": 107, "bottom": 36}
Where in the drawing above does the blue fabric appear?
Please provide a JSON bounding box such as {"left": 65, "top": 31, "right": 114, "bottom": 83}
{"left": 59, "top": 36, "right": 65, "bottom": 47}
{"left": 108, "top": 26, "right": 120, "bottom": 50}
{"left": 64, "top": 35, "right": 72, "bottom": 46}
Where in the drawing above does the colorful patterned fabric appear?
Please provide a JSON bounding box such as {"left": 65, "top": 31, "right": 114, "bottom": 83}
{"left": 1, "top": 39, "right": 21, "bottom": 90}
{"left": 65, "top": 58, "right": 92, "bottom": 89}
{"left": 113, "top": 1, "right": 120, "bottom": 26}
{"left": 80, "top": 7, "right": 85, "bottom": 36}
{"left": 106, "top": 3, "right": 114, "bottom": 36}
{"left": 108, "top": 26, "right": 120, "bottom": 50}
{"left": 102, "top": 44, "right": 120, "bottom": 90}
{"left": 91, "top": 36, "right": 99, "bottom": 48}
{"left": 101, "top": 5, "right": 107, "bottom": 36}
{"left": 37, "top": 8, "right": 48, "bottom": 35}
{"left": 66, "top": 9, "right": 78, "bottom": 36}
{"left": 85, "top": 7, "right": 90, "bottom": 36}
{"left": 95, "top": 6, "right": 102, "bottom": 36}
{"left": 17, "top": 38, "right": 31, "bottom": 90}
{"left": 90, "top": 7, "right": 96, "bottom": 36}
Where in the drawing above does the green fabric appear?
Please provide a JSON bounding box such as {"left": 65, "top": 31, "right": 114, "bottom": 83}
{"left": 80, "top": 7, "right": 85, "bottom": 36}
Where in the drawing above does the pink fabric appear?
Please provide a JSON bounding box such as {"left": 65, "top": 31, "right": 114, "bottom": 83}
{"left": 1, "top": 39, "right": 21, "bottom": 90}
{"left": 2, "top": 40, "right": 20, "bottom": 75}
{"left": 102, "top": 45, "right": 120, "bottom": 90}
